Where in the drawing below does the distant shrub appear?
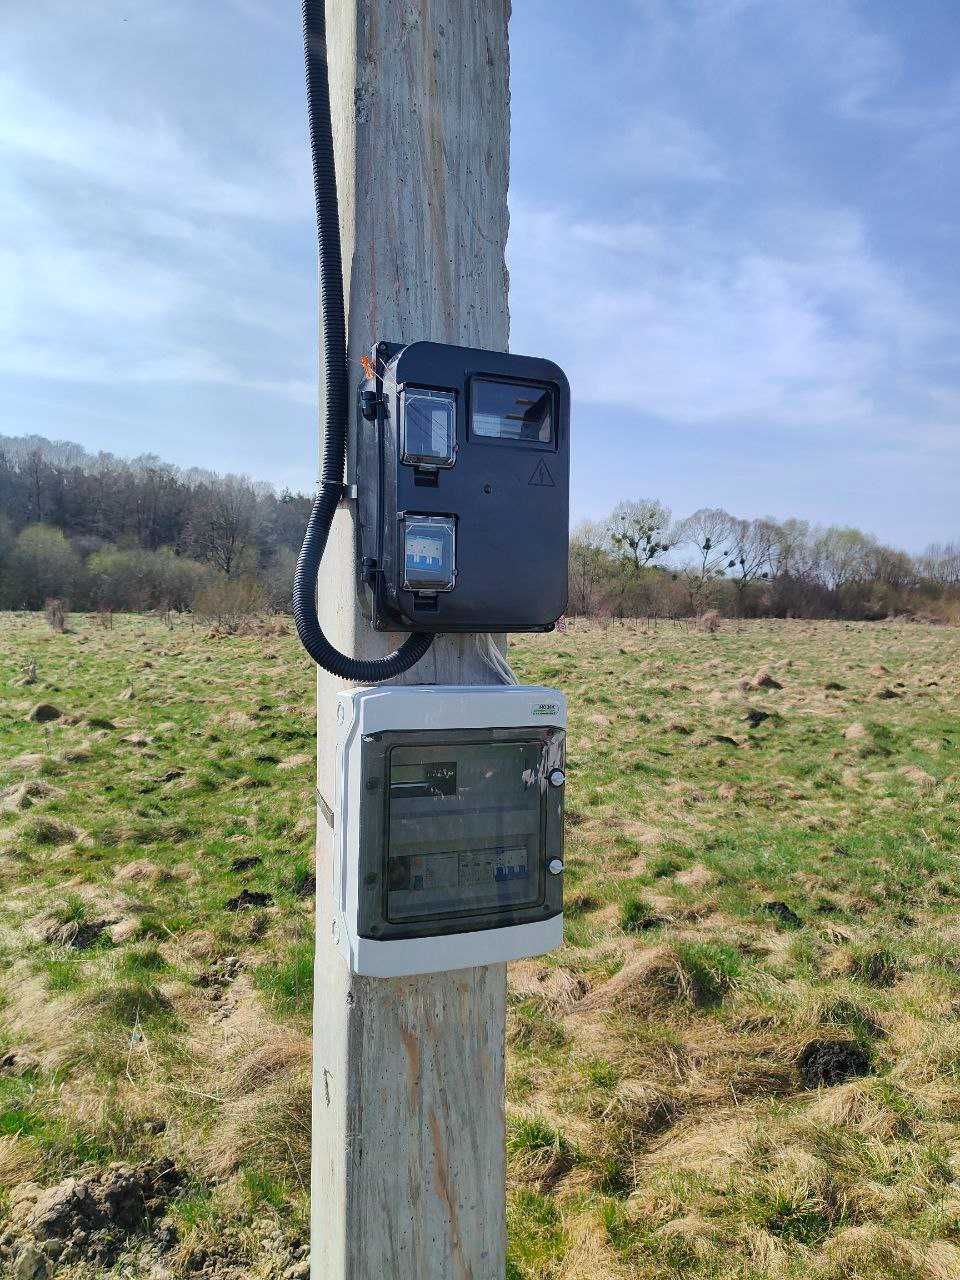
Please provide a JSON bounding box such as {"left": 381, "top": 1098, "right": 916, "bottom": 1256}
{"left": 3, "top": 525, "right": 82, "bottom": 609}
{"left": 87, "top": 545, "right": 211, "bottom": 612}
{"left": 44, "top": 597, "right": 66, "bottom": 632}
{"left": 194, "top": 576, "right": 268, "bottom": 633}
{"left": 261, "top": 546, "right": 297, "bottom": 614}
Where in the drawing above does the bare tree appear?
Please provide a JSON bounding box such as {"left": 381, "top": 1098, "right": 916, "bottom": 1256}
{"left": 190, "top": 476, "right": 262, "bottom": 577}
{"left": 24, "top": 449, "right": 47, "bottom": 523}
{"left": 569, "top": 520, "right": 608, "bottom": 616}
{"left": 868, "top": 544, "right": 915, "bottom": 592}
{"left": 760, "top": 518, "right": 824, "bottom": 615}
{"left": 131, "top": 457, "right": 187, "bottom": 550}
{"left": 726, "top": 517, "right": 775, "bottom": 606}
{"left": 674, "top": 507, "right": 739, "bottom": 612}
{"left": 811, "top": 526, "right": 876, "bottom": 592}
{"left": 605, "top": 499, "right": 674, "bottom": 569}
{"left": 765, "top": 518, "right": 813, "bottom": 580}
{"left": 918, "top": 542, "right": 960, "bottom": 588}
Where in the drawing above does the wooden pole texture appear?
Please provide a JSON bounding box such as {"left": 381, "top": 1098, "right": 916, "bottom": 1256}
{"left": 311, "top": 3, "right": 512, "bottom": 1278}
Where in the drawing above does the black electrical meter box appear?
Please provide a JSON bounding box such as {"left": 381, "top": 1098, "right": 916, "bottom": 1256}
{"left": 355, "top": 341, "right": 570, "bottom": 633}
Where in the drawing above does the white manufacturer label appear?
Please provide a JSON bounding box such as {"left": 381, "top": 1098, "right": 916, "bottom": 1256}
{"left": 531, "top": 702, "right": 560, "bottom": 717}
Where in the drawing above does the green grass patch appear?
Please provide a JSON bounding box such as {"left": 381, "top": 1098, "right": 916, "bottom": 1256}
{"left": 255, "top": 939, "right": 314, "bottom": 1018}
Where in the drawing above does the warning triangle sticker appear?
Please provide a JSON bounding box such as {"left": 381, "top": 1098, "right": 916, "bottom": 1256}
{"left": 528, "top": 459, "right": 556, "bottom": 488}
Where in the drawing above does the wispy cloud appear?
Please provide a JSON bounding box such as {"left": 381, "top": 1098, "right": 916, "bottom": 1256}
{"left": 0, "top": 75, "right": 308, "bottom": 222}
{"left": 508, "top": 199, "right": 953, "bottom": 442}
{"left": 685, "top": 0, "right": 958, "bottom": 130}
{"left": 506, "top": 0, "right": 960, "bottom": 535}
{"left": 0, "top": 45, "right": 314, "bottom": 404}
{"left": 608, "top": 111, "right": 726, "bottom": 183}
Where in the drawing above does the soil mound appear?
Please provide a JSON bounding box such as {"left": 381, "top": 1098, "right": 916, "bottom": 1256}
{"left": 1, "top": 1159, "right": 183, "bottom": 1271}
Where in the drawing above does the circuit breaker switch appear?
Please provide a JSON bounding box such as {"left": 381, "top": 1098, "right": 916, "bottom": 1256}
{"left": 401, "top": 515, "right": 456, "bottom": 592}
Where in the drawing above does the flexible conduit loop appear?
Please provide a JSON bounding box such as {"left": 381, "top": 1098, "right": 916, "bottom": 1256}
{"left": 293, "top": 0, "right": 434, "bottom": 681}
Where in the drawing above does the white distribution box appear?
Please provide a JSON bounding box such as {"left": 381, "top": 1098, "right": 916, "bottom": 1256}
{"left": 332, "top": 684, "right": 567, "bottom": 976}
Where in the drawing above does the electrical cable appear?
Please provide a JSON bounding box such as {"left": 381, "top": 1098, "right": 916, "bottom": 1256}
{"left": 474, "top": 633, "right": 519, "bottom": 685}
{"left": 292, "top": 0, "right": 434, "bottom": 681}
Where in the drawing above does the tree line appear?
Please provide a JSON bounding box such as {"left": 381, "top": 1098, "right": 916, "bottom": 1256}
{"left": 0, "top": 434, "right": 312, "bottom": 613}
{"left": 1, "top": 437, "right": 957, "bottom": 623}
{"left": 571, "top": 500, "right": 960, "bottom": 623}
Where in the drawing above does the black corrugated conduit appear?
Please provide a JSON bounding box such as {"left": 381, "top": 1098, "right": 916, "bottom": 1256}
{"left": 293, "top": 0, "right": 433, "bottom": 680}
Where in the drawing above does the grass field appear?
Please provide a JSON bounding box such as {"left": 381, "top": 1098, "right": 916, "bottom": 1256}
{"left": 1, "top": 612, "right": 960, "bottom": 1279}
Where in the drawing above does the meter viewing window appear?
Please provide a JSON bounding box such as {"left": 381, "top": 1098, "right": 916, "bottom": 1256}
{"left": 401, "top": 514, "right": 456, "bottom": 592}
{"left": 471, "top": 379, "right": 555, "bottom": 446}
{"left": 400, "top": 388, "right": 457, "bottom": 467}
{"left": 386, "top": 740, "right": 544, "bottom": 924}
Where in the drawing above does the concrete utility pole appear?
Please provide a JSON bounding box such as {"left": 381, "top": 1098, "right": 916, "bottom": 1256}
{"left": 311, "top": 2, "right": 512, "bottom": 1277}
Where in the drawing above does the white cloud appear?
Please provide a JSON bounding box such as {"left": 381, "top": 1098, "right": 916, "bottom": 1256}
{"left": 0, "top": 336, "right": 316, "bottom": 409}
{"left": 0, "top": 58, "right": 314, "bottom": 406}
{"left": 507, "top": 200, "right": 954, "bottom": 441}
{"left": 0, "top": 187, "right": 311, "bottom": 401}
{"left": 0, "top": 75, "right": 308, "bottom": 223}
{"left": 687, "top": 0, "right": 958, "bottom": 131}
{"left": 569, "top": 219, "right": 665, "bottom": 254}
{"left": 1, "top": 244, "right": 189, "bottom": 324}
{"left": 608, "top": 111, "right": 726, "bottom": 183}
{"left": 1, "top": 0, "right": 957, "bottom": 523}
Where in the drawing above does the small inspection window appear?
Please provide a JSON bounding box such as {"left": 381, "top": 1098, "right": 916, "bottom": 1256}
{"left": 400, "top": 388, "right": 457, "bottom": 467}
{"left": 401, "top": 514, "right": 457, "bottom": 592}
{"left": 471, "top": 379, "right": 555, "bottom": 446}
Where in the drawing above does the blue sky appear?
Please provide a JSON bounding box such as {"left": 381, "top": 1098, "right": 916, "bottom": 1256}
{"left": 1, "top": 1, "right": 957, "bottom": 549}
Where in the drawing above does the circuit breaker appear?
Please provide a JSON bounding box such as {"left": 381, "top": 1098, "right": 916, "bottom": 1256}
{"left": 332, "top": 684, "right": 566, "bottom": 976}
